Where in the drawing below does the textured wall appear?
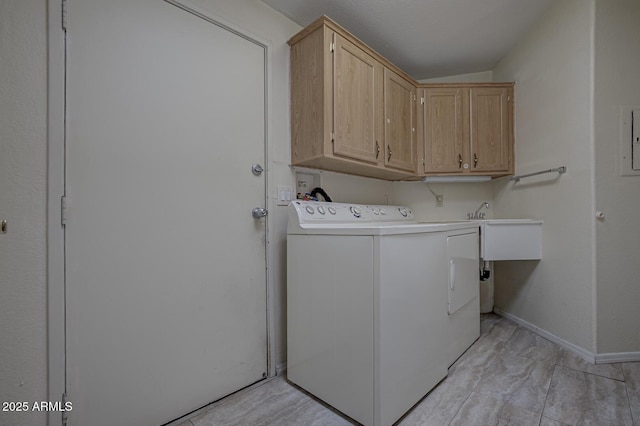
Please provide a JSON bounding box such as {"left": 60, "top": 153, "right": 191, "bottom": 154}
{"left": 492, "top": 0, "right": 596, "bottom": 352}
{"left": 0, "top": 1, "right": 49, "bottom": 425}
{"left": 419, "top": 70, "right": 494, "bottom": 84}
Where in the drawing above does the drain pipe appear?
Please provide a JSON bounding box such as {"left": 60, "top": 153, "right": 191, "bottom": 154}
{"left": 480, "top": 260, "right": 491, "bottom": 281}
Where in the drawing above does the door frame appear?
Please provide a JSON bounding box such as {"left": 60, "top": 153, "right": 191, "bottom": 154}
{"left": 47, "top": 2, "right": 275, "bottom": 425}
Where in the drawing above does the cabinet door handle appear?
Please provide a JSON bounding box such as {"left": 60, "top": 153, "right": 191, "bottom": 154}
{"left": 458, "top": 154, "right": 463, "bottom": 169}
{"left": 387, "top": 145, "right": 392, "bottom": 162}
{"left": 376, "top": 141, "right": 380, "bottom": 159}
{"left": 474, "top": 153, "right": 478, "bottom": 167}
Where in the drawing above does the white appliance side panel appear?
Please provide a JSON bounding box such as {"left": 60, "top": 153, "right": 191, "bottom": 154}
{"left": 447, "top": 231, "right": 480, "bottom": 315}
{"left": 287, "top": 235, "right": 374, "bottom": 426}
{"left": 447, "top": 295, "right": 480, "bottom": 366}
{"left": 446, "top": 231, "right": 480, "bottom": 366}
{"left": 376, "top": 233, "right": 449, "bottom": 426}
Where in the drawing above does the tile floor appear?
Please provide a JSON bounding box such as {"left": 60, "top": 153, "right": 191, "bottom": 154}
{"left": 173, "top": 314, "right": 640, "bottom": 426}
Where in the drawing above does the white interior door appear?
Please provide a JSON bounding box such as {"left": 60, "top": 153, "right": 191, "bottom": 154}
{"left": 64, "top": 1, "right": 267, "bottom": 425}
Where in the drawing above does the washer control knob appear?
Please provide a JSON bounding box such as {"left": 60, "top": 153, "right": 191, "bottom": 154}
{"left": 328, "top": 207, "right": 337, "bottom": 215}
{"left": 399, "top": 208, "right": 408, "bottom": 217}
{"left": 379, "top": 208, "right": 386, "bottom": 215}
{"left": 305, "top": 205, "right": 315, "bottom": 214}
{"left": 317, "top": 206, "right": 326, "bottom": 215}
{"left": 372, "top": 208, "right": 379, "bottom": 215}
{"left": 350, "top": 206, "right": 361, "bottom": 218}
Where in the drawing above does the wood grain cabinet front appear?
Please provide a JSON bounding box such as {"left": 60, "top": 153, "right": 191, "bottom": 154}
{"left": 289, "top": 16, "right": 513, "bottom": 181}
{"left": 384, "top": 68, "right": 417, "bottom": 173}
{"left": 332, "top": 33, "right": 383, "bottom": 165}
{"left": 420, "top": 84, "right": 514, "bottom": 177}
{"left": 289, "top": 16, "right": 417, "bottom": 180}
{"left": 470, "top": 86, "right": 513, "bottom": 174}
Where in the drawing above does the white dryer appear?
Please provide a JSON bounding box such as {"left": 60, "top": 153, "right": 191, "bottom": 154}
{"left": 287, "top": 201, "right": 479, "bottom": 426}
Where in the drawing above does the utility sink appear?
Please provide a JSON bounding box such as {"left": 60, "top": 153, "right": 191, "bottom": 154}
{"left": 418, "top": 218, "right": 543, "bottom": 261}
{"left": 477, "top": 219, "right": 543, "bottom": 261}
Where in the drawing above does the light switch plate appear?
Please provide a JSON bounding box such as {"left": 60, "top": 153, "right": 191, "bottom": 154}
{"left": 277, "top": 186, "right": 293, "bottom": 206}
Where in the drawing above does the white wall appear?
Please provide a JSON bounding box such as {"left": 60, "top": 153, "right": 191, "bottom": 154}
{"left": 0, "top": 1, "right": 49, "bottom": 426}
{"left": 419, "top": 70, "right": 494, "bottom": 84}
{"left": 391, "top": 182, "right": 494, "bottom": 221}
{"left": 310, "top": 171, "right": 392, "bottom": 204}
{"left": 594, "top": 0, "right": 640, "bottom": 354}
{"left": 491, "top": 0, "right": 596, "bottom": 352}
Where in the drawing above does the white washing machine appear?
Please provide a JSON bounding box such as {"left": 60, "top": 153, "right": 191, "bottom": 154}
{"left": 287, "top": 201, "right": 479, "bottom": 426}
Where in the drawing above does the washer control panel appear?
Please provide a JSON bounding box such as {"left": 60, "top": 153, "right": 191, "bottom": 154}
{"left": 290, "top": 201, "right": 414, "bottom": 226}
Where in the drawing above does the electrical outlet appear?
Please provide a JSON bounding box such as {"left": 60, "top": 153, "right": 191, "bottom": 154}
{"left": 435, "top": 195, "right": 444, "bottom": 207}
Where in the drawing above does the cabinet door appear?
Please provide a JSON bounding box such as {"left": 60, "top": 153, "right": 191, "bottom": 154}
{"left": 333, "top": 34, "right": 383, "bottom": 164}
{"left": 423, "top": 87, "right": 466, "bottom": 173}
{"left": 470, "top": 87, "right": 511, "bottom": 172}
{"left": 384, "top": 69, "right": 416, "bottom": 172}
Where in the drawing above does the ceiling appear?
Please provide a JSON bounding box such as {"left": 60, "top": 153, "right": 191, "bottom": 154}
{"left": 261, "top": 0, "right": 555, "bottom": 80}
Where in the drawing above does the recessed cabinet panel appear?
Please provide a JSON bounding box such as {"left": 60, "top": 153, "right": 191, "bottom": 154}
{"left": 470, "top": 88, "right": 510, "bottom": 172}
{"left": 384, "top": 69, "right": 416, "bottom": 172}
{"left": 334, "top": 35, "right": 382, "bottom": 164}
{"left": 424, "top": 88, "right": 466, "bottom": 173}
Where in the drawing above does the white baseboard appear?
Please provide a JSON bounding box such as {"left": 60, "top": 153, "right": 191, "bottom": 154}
{"left": 493, "top": 308, "right": 596, "bottom": 363}
{"left": 595, "top": 351, "right": 640, "bottom": 364}
{"left": 494, "top": 308, "right": 640, "bottom": 364}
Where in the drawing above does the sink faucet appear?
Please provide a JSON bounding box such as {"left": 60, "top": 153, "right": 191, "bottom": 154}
{"left": 468, "top": 202, "right": 490, "bottom": 220}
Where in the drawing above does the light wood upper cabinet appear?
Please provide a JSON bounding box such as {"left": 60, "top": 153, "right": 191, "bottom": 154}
{"left": 333, "top": 34, "right": 383, "bottom": 165}
{"left": 423, "top": 87, "right": 466, "bottom": 173}
{"left": 289, "top": 16, "right": 514, "bottom": 181}
{"left": 420, "top": 84, "right": 513, "bottom": 176}
{"left": 288, "top": 16, "right": 416, "bottom": 180}
{"left": 384, "top": 69, "right": 417, "bottom": 172}
{"left": 470, "top": 87, "right": 511, "bottom": 173}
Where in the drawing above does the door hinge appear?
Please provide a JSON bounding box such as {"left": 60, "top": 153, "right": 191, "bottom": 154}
{"left": 61, "top": 196, "right": 68, "bottom": 226}
{"left": 62, "top": 392, "right": 69, "bottom": 425}
{"left": 421, "top": 97, "right": 425, "bottom": 105}
{"left": 329, "top": 42, "right": 335, "bottom": 53}
{"left": 330, "top": 133, "right": 335, "bottom": 143}
{"left": 61, "top": 0, "right": 68, "bottom": 32}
